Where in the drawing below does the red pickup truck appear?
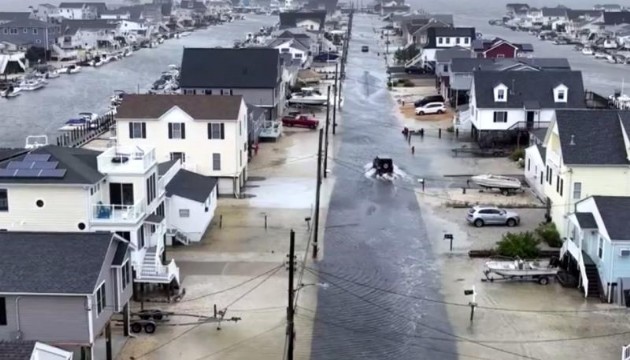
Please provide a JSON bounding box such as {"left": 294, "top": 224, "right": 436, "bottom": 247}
{"left": 281, "top": 114, "right": 319, "bottom": 129}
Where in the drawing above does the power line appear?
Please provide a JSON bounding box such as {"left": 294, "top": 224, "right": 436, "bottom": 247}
{"left": 295, "top": 312, "right": 495, "bottom": 360}
{"left": 306, "top": 265, "right": 630, "bottom": 315}
{"left": 303, "top": 268, "right": 539, "bottom": 360}
{"left": 131, "top": 266, "right": 282, "bottom": 359}
{"left": 180, "top": 264, "right": 283, "bottom": 303}
{"left": 190, "top": 322, "right": 285, "bottom": 360}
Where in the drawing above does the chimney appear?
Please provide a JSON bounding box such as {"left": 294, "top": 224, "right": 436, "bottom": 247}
{"left": 570, "top": 134, "right": 576, "bottom": 145}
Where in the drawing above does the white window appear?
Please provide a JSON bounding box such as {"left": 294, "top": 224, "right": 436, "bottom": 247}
{"left": 493, "top": 111, "right": 507, "bottom": 123}
{"left": 168, "top": 122, "right": 185, "bottom": 139}
{"left": 598, "top": 236, "right": 603, "bottom": 259}
{"left": 96, "top": 282, "right": 106, "bottom": 315}
{"left": 445, "top": 37, "right": 451, "bottom": 44}
{"left": 212, "top": 153, "right": 221, "bottom": 171}
{"left": 208, "top": 123, "right": 225, "bottom": 139}
{"left": 497, "top": 89, "right": 505, "bottom": 100}
{"left": 179, "top": 209, "right": 190, "bottom": 217}
{"left": 129, "top": 122, "right": 146, "bottom": 139}
{"left": 10, "top": 28, "right": 17, "bottom": 34}
{"left": 438, "top": 37, "right": 443, "bottom": 44}
{"left": 170, "top": 152, "right": 185, "bottom": 163}
{"left": 573, "top": 182, "right": 582, "bottom": 200}
{"left": 554, "top": 85, "right": 568, "bottom": 103}
{"left": 557, "top": 90, "right": 566, "bottom": 101}
{"left": 464, "top": 37, "right": 470, "bottom": 44}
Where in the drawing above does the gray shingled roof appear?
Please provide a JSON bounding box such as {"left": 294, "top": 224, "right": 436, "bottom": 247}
{"left": 603, "top": 11, "right": 630, "bottom": 25}
{"left": 435, "top": 48, "right": 471, "bottom": 63}
{"left": 112, "top": 241, "right": 129, "bottom": 266}
{"left": 542, "top": 7, "right": 568, "bottom": 17}
{"left": 166, "top": 169, "right": 217, "bottom": 203}
{"left": 555, "top": 110, "right": 629, "bottom": 165}
{"left": 158, "top": 160, "right": 177, "bottom": 176}
{"left": 433, "top": 27, "right": 476, "bottom": 37}
{"left": 61, "top": 19, "right": 119, "bottom": 36}
{"left": 0, "top": 341, "right": 36, "bottom": 360}
{"left": 472, "top": 71, "right": 585, "bottom": 109}
{"left": 0, "top": 146, "right": 104, "bottom": 185}
{"left": 451, "top": 58, "right": 571, "bottom": 73}
{"left": 0, "top": 232, "right": 115, "bottom": 294}
{"left": 575, "top": 212, "right": 598, "bottom": 229}
{"left": 180, "top": 48, "right": 280, "bottom": 89}
{"left": 592, "top": 196, "right": 630, "bottom": 240}
{"left": 0, "top": 12, "right": 31, "bottom": 22}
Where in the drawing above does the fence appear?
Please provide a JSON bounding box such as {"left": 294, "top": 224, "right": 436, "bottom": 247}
{"left": 56, "top": 112, "right": 115, "bottom": 148}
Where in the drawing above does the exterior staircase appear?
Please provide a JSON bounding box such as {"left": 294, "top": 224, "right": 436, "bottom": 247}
{"left": 167, "top": 228, "right": 191, "bottom": 246}
{"left": 584, "top": 261, "right": 601, "bottom": 299}
{"left": 404, "top": 52, "right": 423, "bottom": 68}
{"left": 137, "top": 247, "right": 180, "bottom": 286}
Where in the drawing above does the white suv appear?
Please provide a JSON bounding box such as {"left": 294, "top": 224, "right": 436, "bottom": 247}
{"left": 415, "top": 102, "right": 446, "bottom": 115}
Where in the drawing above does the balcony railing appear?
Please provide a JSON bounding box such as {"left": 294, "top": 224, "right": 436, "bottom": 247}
{"left": 91, "top": 199, "right": 146, "bottom": 224}
{"left": 97, "top": 145, "right": 156, "bottom": 175}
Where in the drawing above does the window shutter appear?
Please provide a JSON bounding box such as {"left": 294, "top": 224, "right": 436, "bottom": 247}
{"left": 181, "top": 123, "right": 186, "bottom": 139}
{"left": 220, "top": 123, "right": 225, "bottom": 139}
{"left": 207, "top": 123, "right": 212, "bottom": 139}
{"left": 129, "top": 123, "right": 134, "bottom": 138}
{"left": 0, "top": 297, "right": 6, "bottom": 325}
{"left": 168, "top": 123, "right": 173, "bottom": 139}
{"left": 141, "top": 122, "right": 146, "bottom": 138}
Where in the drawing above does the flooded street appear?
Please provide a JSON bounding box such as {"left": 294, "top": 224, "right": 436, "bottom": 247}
{"left": 309, "top": 14, "right": 457, "bottom": 360}
{"left": 0, "top": 15, "right": 276, "bottom": 148}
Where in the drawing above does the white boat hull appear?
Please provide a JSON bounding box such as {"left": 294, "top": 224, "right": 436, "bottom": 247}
{"left": 484, "top": 260, "right": 559, "bottom": 278}
{"left": 470, "top": 174, "right": 521, "bottom": 189}
{"left": 288, "top": 98, "right": 328, "bottom": 105}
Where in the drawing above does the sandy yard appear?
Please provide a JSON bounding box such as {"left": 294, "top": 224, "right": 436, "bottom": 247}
{"left": 117, "top": 107, "right": 336, "bottom": 360}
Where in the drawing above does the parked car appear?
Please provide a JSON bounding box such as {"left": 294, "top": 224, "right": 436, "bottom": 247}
{"left": 414, "top": 95, "right": 445, "bottom": 108}
{"left": 466, "top": 206, "right": 520, "bottom": 227}
{"left": 415, "top": 102, "right": 446, "bottom": 115}
{"left": 361, "top": 46, "right": 369, "bottom": 52}
{"left": 281, "top": 114, "right": 319, "bottom": 129}
{"left": 404, "top": 66, "right": 428, "bottom": 74}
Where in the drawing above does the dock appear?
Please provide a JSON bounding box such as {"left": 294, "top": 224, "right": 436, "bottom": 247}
{"left": 55, "top": 112, "right": 115, "bottom": 148}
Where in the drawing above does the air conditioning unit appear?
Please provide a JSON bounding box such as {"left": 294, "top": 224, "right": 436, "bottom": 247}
{"left": 620, "top": 249, "right": 630, "bottom": 257}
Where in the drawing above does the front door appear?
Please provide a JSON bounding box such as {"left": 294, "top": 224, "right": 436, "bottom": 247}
{"left": 526, "top": 111, "right": 535, "bottom": 129}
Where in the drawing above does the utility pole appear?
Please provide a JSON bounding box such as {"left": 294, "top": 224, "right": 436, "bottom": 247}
{"left": 286, "top": 230, "right": 296, "bottom": 360}
{"left": 313, "top": 129, "right": 323, "bottom": 259}
{"left": 324, "top": 86, "right": 331, "bottom": 178}
{"left": 332, "top": 63, "right": 338, "bottom": 135}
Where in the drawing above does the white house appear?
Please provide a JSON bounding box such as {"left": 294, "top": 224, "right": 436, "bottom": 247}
{"left": 58, "top": 2, "right": 105, "bottom": 20}
{"left": 0, "top": 145, "right": 181, "bottom": 292}
{"left": 100, "top": 9, "right": 131, "bottom": 20}
{"left": 162, "top": 161, "right": 218, "bottom": 244}
{"left": 540, "top": 7, "right": 569, "bottom": 26}
{"left": 268, "top": 37, "right": 309, "bottom": 66}
{"left": 58, "top": 20, "right": 119, "bottom": 50}
{"left": 420, "top": 27, "right": 475, "bottom": 64}
{"left": 279, "top": 11, "right": 327, "bottom": 32}
{"left": 524, "top": 143, "right": 546, "bottom": 199}
{"left": 466, "top": 70, "right": 586, "bottom": 147}
{"left": 115, "top": 94, "right": 249, "bottom": 197}
{"left": 561, "top": 195, "right": 630, "bottom": 302}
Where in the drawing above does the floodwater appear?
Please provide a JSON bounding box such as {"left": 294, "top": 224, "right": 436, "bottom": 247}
{"left": 1, "top": 0, "right": 628, "bottom": 146}
{"left": 310, "top": 14, "right": 458, "bottom": 359}
{"left": 0, "top": 15, "right": 277, "bottom": 147}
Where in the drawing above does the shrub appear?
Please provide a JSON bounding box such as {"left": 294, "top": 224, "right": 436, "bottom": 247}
{"left": 536, "top": 222, "right": 562, "bottom": 248}
{"left": 509, "top": 148, "right": 525, "bottom": 162}
{"left": 496, "top": 231, "right": 540, "bottom": 258}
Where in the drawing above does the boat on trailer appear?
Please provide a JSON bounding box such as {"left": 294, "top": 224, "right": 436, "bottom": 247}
{"left": 483, "top": 259, "right": 559, "bottom": 285}
{"left": 470, "top": 174, "right": 522, "bottom": 195}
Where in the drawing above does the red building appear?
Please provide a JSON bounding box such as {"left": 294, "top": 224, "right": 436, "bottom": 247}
{"left": 471, "top": 38, "right": 533, "bottom": 58}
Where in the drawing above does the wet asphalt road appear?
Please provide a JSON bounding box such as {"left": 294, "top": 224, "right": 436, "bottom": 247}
{"left": 309, "top": 14, "right": 457, "bottom": 360}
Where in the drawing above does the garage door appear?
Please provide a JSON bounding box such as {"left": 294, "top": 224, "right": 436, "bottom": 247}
{"left": 218, "top": 177, "right": 233, "bottom": 195}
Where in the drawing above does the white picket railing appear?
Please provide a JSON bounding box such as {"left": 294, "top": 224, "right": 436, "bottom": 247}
{"left": 621, "top": 344, "right": 630, "bottom": 360}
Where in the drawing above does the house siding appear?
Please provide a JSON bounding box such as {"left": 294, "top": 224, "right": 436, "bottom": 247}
{"left": 91, "top": 239, "right": 131, "bottom": 337}
{"left": 166, "top": 189, "right": 216, "bottom": 242}
{"left": 524, "top": 145, "right": 545, "bottom": 199}
{"left": 483, "top": 43, "right": 518, "bottom": 58}
{"left": 182, "top": 88, "right": 281, "bottom": 120}
{"left": 115, "top": 103, "right": 248, "bottom": 196}
{"left": 0, "top": 185, "right": 90, "bottom": 232}
{"left": 0, "top": 295, "right": 90, "bottom": 344}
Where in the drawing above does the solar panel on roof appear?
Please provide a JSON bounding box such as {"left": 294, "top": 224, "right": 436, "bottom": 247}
{"left": 0, "top": 169, "right": 17, "bottom": 177}
{"left": 24, "top": 154, "right": 51, "bottom": 162}
{"left": 32, "top": 161, "right": 58, "bottom": 169}
{"left": 39, "top": 169, "right": 66, "bottom": 178}
{"left": 14, "top": 169, "right": 41, "bottom": 177}
{"left": 7, "top": 161, "right": 35, "bottom": 169}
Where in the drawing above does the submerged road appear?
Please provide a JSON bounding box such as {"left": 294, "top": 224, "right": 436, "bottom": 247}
{"left": 309, "top": 14, "right": 457, "bottom": 360}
